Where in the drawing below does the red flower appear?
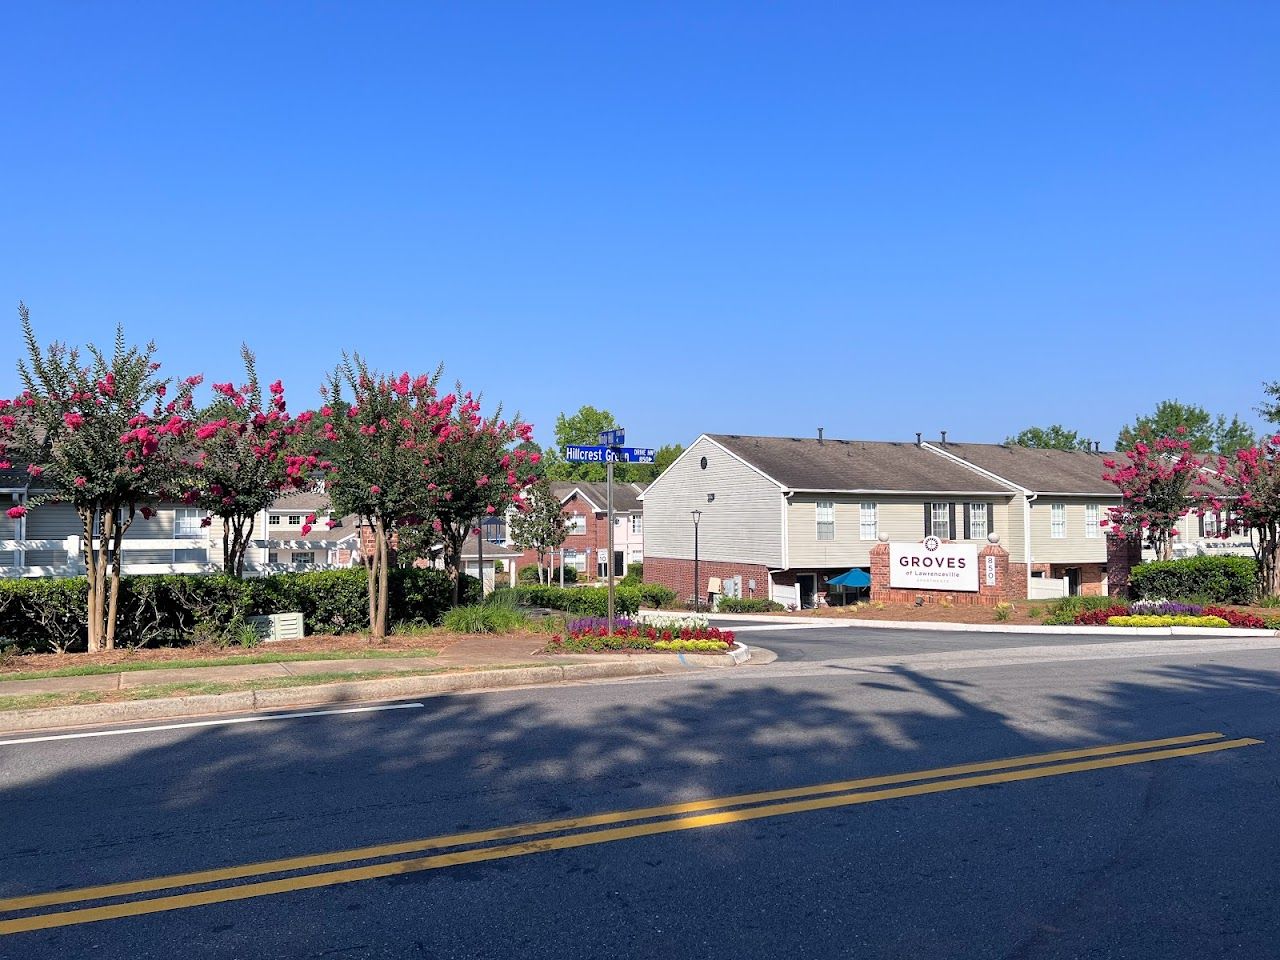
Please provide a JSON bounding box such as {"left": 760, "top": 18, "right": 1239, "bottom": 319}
{"left": 6, "top": 506, "right": 27, "bottom": 519}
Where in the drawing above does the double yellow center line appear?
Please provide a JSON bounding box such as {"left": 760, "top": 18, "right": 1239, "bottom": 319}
{"left": 0, "top": 731, "right": 1259, "bottom": 935}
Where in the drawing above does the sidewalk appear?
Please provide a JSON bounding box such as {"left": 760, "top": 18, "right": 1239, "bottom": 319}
{"left": 0, "top": 635, "right": 757, "bottom": 734}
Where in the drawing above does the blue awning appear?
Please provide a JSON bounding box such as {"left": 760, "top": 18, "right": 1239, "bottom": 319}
{"left": 827, "top": 568, "right": 871, "bottom": 588}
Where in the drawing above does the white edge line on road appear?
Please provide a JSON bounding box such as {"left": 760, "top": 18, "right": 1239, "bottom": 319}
{"left": 0, "top": 702, "right": 426, "bottom": 747}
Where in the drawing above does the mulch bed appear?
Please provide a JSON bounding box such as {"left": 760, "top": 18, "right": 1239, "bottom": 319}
{"left": 0, "top": 631, "right": 516, "bottom": 676}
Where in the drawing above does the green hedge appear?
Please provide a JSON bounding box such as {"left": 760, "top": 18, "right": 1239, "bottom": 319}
{"left": 1129, "top": 556, "right": 1258, "bottom": 604}
{"left": 716, "top": 597, "right": 784, "bottom": 613}
{"left": 506, "top": 584, "right": 642, "bottom": 616}
{"left": 0, "top": 568, "right": 477, "bottom": 653}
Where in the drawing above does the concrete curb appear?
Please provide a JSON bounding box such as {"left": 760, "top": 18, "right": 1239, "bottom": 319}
{"left": 0, "top": 661, "right": 664, "bottom": 736}
{"left": 701, "top": 611, "right": 1277, "bottom": 638}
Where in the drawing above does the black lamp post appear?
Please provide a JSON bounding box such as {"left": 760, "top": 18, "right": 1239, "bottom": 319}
{"left": 691, "top": 509, "right": 702, "bottom": 612}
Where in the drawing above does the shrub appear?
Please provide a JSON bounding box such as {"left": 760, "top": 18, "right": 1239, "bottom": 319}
{"left": 518, "top": 565, "right": 543, "bottom": 584}
{"left": 0, "top": 567, "right": 468, "bottom": 652}
{"left": 637, "top": 583, "right": 678, "bottom": 609}
{"left": 1129, "top": 556, "right": 1258, "bottom": 604}
{"left": 1042, "top": 595, "right": 1122, "bottom": 625}
{"left": 717, "top": 597, "right": 784, "bottom": 613}
{"left": 548, "top": 621, "right": 734, "bottom": 653}
{"left": 1106, "top": 615, "right": 1231, "bottom": 628}
{"left": 508, "top": 585, "right": 640, "bottom": 616}
{"left": 993, "top": 602, "right": 1014, "bottom": 622}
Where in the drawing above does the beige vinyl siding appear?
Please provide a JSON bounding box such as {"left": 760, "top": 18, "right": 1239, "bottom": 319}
{"left": 1000, "top": 494, "right": 1026, "bottom": 564}
{"left": 787, "top": 496, "right": 1014, "bottom": 568}
{"left": 24, "top": 501, "right": 82, "bottom": 566}
{"left": 1027, "top": 497, "right": 1113, "bottom": 563}
{"left": 0, "top": 507, "right": 16, "bottom": 566}
{"left": 643, "top": 436, "right": 783, "bottom": 567}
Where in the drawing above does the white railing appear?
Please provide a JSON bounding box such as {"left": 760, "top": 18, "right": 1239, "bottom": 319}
{"left": 1028, "top": 576, "right": 1070, "bottom": 599}
{"left": 1, "top": 536, "right": 356, "bottom": 578}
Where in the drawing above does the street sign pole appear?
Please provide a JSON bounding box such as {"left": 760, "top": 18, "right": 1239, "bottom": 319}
{"left": 600, "top": 428, "right": 622, "bottom": 636}
{"left": 606, "top": 456, "right": 615, "bottom": 634}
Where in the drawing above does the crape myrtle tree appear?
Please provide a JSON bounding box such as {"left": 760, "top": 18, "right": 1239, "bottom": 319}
{"left": 1100, "top": 427, "right": 1204, "bottom": 561}
{"left": 188, "top": 346, "right": 325, "bottom": 576}
{"left": 509, "top": 476, "right": 567, "bottom": 584}
{"left": 316, "top": 358, "right": 451, "bottom": 641}
{"left": 420, "top": 388, "right": 539, "bottom": 605}
{"left": 1207, "top": 434, "right": 1280, "bottom": 598}
{"left": 0, "top": 306, "right": 199, "bottom": 650}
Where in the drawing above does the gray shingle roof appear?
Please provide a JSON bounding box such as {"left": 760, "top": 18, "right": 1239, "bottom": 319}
{"left": 931, "top": 442, "right": 1118, "bottom": 495}
{"left": 552, "top": 481, "right": 646, "bottom": 513}
{"left": 270, "top": 489, "right": 332, "bottom": 511}
{"left": 709, "top": 435, "right": 1010, "bottom": 493}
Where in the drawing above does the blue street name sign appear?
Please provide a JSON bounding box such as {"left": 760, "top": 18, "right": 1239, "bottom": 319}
{"left": 598, "top": 428, "right": 625, "bottom": 447}
{"left": 564, "top": 445, "right": 655, "bottom": 464}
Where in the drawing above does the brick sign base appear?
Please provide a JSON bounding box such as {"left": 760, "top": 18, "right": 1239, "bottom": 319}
{"left": 870, "top": 541, "right": 1014, "bottom": 607}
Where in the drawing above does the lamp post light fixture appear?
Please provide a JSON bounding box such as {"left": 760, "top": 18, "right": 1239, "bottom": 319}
{"left": 691, "top": 509, "right": 703, "bottom": 612}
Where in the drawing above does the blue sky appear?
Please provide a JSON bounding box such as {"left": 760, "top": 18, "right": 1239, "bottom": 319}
{"left": 2, "top": 3, "right": 1277, "bottom": 451}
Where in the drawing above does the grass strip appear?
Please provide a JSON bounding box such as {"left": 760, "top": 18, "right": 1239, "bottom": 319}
{"left": 0, "top": 663, "right": 541, "bottom": 713}
{"left": 0, "top": 648, "right": 442, "bottom": 683}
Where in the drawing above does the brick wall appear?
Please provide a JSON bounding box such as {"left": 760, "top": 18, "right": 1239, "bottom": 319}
{"left": 644, "top": 556, "right": 774, "bottom": 605}
{"left": 870, "top": 542, "right": 1015, "bottom": 607}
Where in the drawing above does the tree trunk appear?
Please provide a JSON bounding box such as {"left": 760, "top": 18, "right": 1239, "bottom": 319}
{"left": 80, "top": 507, "right": 100, "bottom": 652}
{"left": 1260, "top": 522, "right": 1279, "bottom": 600}
{"left": 446, "top": 530, "right": 465, "bottom": 606}
{"left": 105, "top": 505, "right": 134, "bottom": 651}
{"left": 365, "top": 516, "right": 390, "bottom": 641}
{"left": 223, "top": 514, "right": 251, "bottom": 577}
{"left": 377, "top": 522, "right": 390, "bottom": 639}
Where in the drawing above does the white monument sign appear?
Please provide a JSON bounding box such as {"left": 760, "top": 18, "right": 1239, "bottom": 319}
{"left": 889, "top": 537, "right": 979, "bottom": 592}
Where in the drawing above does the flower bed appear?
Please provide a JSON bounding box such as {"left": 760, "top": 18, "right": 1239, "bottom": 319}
{"left": 547, "top": 622, "right": 735, "bottom": 654}
{"left": 1106, "top": 615, "right": 1230, "bottom": 628}
{"left": 1073, "top": 599, "right": 1277, "bottom": 629}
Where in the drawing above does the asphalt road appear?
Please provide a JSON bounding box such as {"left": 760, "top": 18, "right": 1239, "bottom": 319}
{"left": 716, "top": 620, "right": 1100, "bottom": 662}
{"left": 2, "top": 627, "right": 1279, "bottom": 959}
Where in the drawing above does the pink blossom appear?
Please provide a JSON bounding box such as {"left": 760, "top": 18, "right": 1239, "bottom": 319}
{"left": 432, "top": 519, "right": 443, "bottom": 532}
{"left": 74, "top": 476, "right": 87, "bottom": 488}
{"left": 370, "top": 485, "right": 382, "bottom": 495}
{"left": 26, "top": 464, "right": 43, "bottom": 477}
{"left": 6, "top": 506, "right": 26, "bottom": 519}
{"left": 530, "top": 452, "right": 541, "bottom": 464}
{"left": 305, "top": 513, "right": 317, "bottom": 524}
{"left": 63, "top": 412, "right": 85, "bottom": 431}
{"left": 301, "top": 524, "right": 313, "bottom": 536}
{"left": 485, "top": 505, "right": 496, "bottom": 514}
{"left": 269, "top": 380, "right": 284, "bottom": 395}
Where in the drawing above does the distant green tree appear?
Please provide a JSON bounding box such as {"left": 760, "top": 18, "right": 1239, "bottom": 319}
{"left": 509, "top": 478, "right": 568, "bottom": 584}
{"left": 1259, "top": 381, "right": 1280, "bottom": 428}
{"left": 542, "top": 405, "right": 624, "bottom": 482}
{"left": 1117, "top": 400, "right": 1255, "bottom": 456}
{"left": 1004, "top": 425, "right": 1091, "bottom": 451}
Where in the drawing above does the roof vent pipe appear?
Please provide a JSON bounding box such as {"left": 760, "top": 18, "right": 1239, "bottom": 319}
{"left": 940, "top": 430, "right": 948, "bottom": 443}
{"left": 817, "top": 426, "right": 824, "bottom": 445}
{"left": 915, "top": 432, "right": 922, "bottom": 446}
{"left": 1095, "top": 441, "right": 1101, "bottom": 453}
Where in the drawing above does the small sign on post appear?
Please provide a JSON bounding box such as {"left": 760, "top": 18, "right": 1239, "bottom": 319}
{"left": 563, "top": 445, "right": 655, "bottom": 464}
{"left": 598, "top": 428, "right": 625, "bottom": 447}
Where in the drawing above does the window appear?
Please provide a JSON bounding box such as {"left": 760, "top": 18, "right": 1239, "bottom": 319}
{"left": 816, "top": 501, "right": 835, "bottom": 540}
{"left": 567, "top": 514, "right": 587, "bottom": 535}
{"left": 288, "top": 515, "right": 302, "bottom": 526}
{"left": 174, "top": 508, "right": 204, "bottom": 539}
{"left": 968, "top": 503, "right": 988, "bottom": 541}
{"left": 294, "top": 551, "right": 315, "bottom": 566}
{"left": 1051, "top": 503, "right": 1066, "bottom": 539}
{"left": 1203, "top": 512, "right": 1221, "bottom": 537}
{"left": 630, "top": 515, "right": 643, "bottom": 536}
{"left": 564, "top": 549, "right": 586, "bottom": 572}
{"left": 1085, "top": 504, "right": 1100, "bottom": 539}
{"left": 268, "top": 514, "right": 280, "bottom": 526}
{"left": 267, "top": 551, "right": 279, "bottom": 564}
{"left": 930, "top": 503, "right": 951, "bottom": 540}
{"left": 859, "top": 502, "right": 877, "bottom": 541}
